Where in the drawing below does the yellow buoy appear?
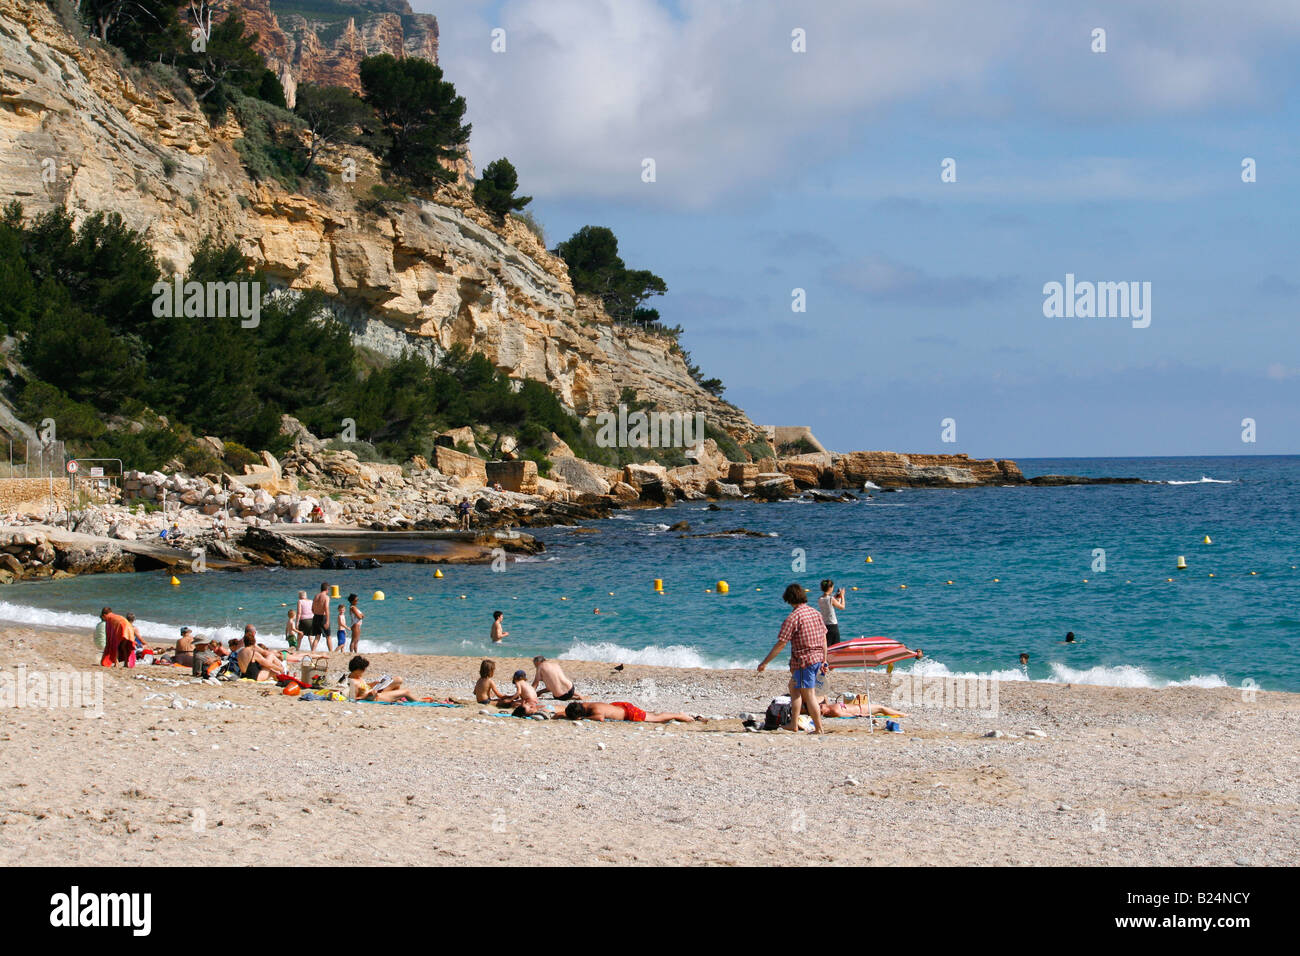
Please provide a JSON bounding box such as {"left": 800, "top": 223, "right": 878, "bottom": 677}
{"left": 1203, "top": 535, "right": 1212, "bottom": 545}
{"left": 434, "top": 569, "right": 444, "bottom": 578}
{"left": 653, "top": 578, "right": 664, "bottom": 592}
{"left": 850, "top": 586, "right": 858, "bottom": 591}
{"left": 1083, "top": 579, "right": 1088, "bottom": 583}
{"left": 372, "top": 590, "right": 385, "bottom": 600}
{"left": 899, "top": 584, "right": 907, "bottom": 590}
{"left": 1250, "top": 571, "right": 1257, "bottom": 575}
{"left": 993, "top": 578, "right": 1000, "bottom": 583}
{"left": 330, "top": 584, "right": 340, "bottom": 598}
{"left": 1167, "top": 578, "right": 1174, "bottom": 582}
{"left": 946, "top": 580, "right": 953, "bottom": 585}
{"left": 560, "top": 596, "right": 567, "bottom": 601}
{"left": 169, "top": 575, "right": 180, "bottom": 586}
{"left": 716, "top": 580, "right": 729, "bottom": 594}
{"left": 1208, "top": 574, "right": 1214, "bottom": 578}
{"left": 608, "top": 592, "right": 615, "bottom": 596}
{"left": 1176, "top": 556, "right": 1187, "bottom": 570}
{"left": 407, "top": 596, "right": 414, "bottom": 600}
{"left": 865, "top": 556, "right": 873, "bottom": 564}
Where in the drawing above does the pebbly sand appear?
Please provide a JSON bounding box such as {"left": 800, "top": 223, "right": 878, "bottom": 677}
{"left": 1, "top": 624, "right": 1297, "bottom": 866}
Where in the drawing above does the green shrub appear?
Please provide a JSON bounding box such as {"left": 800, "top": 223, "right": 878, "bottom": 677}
{"left": 222, "top": 441, "right": 260, "bottom": 471}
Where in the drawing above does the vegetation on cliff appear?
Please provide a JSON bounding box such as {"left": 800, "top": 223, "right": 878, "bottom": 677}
{"left": 0, "top": 203, "right": 603, "bottom": 472}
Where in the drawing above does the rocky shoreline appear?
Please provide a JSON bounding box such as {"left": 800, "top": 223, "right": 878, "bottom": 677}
{"left": 0, "top": 427, "right": 1145, "bottom": 582}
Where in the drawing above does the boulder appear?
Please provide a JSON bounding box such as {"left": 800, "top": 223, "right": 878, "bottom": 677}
{"left": 549, "top": 457, "right": 611, "bottom": 496}
{"left": 623, "top": 463, "right": 668, "bottom": 491}
{"left": 705, "top": 479, "right": 743, "bottom": 498}
{"left": 727, "top": 462, "right": 758, "bottom": 486}
{"left": 239, "top": 528, "right": 335, "bottom": 568}
{"left": 753, "top": 475, "right": 797, "bottom": 499}
{"left": 608, "top": 481, "right": 640, "bottom": 502}
{"left": 434, "top": 446, "right": 488, "bottom": 484}
{"left": 547, "top": 432, "right": 575, "bottom": 459}
{"left": 486, "top": 459, "right": 538, "bottom": 494}
{"left": 778, "top": 460, "right": 822, "bottom": 488}
{"left": 437, "top": 426, "right": 476, "bottom": 451}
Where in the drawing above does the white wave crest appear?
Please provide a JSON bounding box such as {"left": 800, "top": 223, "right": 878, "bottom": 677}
{"left": 559, "top": 640, "right": 758, "bottom": 670}
{"left": 1165, "top": 476, "right": 1234, "bottom": 485}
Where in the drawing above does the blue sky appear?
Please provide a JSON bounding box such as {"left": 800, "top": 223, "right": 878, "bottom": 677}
{"left": 413, "top": 0, "right": 1300, "bottom": 456}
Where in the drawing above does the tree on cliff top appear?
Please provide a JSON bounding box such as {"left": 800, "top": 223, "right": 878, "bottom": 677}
{"left": 472, "top": 158, "right": 532, "bottom": 224}
{"left": 554, "top": 226, "right": 667, "bottom": 324}
{"left": 294, "top": 84, "right": 378, "bottom": 175}
{"left": 359, "top": 54, "right": 471, "bottom": 186}
{"left": 184, "top": 9, "right": 265, "bottom": 113}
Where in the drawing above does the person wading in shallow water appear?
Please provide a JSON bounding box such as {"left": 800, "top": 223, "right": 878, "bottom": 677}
{"left": 756, "top": 583, "right": 829, "bottom": 734}
{"left": 817, "top": 579, "right": 846, "bottom": 647}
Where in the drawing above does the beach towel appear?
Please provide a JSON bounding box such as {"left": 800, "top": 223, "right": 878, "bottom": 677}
{"left": 357, "top": 699, "right": 458, "bottom": 707}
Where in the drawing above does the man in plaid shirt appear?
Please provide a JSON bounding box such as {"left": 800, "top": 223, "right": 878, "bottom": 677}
{"left": 757, "top": 583, "right": 828, "bottom": 733}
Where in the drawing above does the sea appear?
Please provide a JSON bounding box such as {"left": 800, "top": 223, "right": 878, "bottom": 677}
{"left": 3, "top": 456, "right": 1297, "bottom": 691}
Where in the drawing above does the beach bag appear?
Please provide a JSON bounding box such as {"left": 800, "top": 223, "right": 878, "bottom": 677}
{"left": 300, "top": 656, "right": 329, "bottom": 688}
{"left": 763, "top": 696, "right": 793, "bottom": 731}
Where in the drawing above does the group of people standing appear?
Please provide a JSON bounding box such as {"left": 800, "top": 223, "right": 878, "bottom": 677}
{"left": 287, "top": 583, "right": 363, "bottom": 654}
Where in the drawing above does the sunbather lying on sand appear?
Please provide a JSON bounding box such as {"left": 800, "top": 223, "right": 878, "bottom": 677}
{"left": 819, "top": 696, "right": 907, "bottom": 719}
{"left": 344, "top": 655, "right": 418, "bottom": 702}
{"left": 564, "top": 701, "right": 697, "bottom": 723}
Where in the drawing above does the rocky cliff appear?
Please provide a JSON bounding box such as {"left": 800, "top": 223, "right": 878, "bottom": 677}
{"left": 0, "top": 0, "right": 759, "bottom": 443}
{"left": 214, "top": 0, "right": 439, "bottom": 108}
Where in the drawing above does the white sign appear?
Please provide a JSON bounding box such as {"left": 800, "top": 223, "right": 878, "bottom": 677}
{"left": 89, "top": 467, "right": 104, "bottom": 477}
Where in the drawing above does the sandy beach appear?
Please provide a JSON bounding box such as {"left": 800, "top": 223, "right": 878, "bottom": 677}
{"left": 1, "top": 624, "right": 1297, "bottom": 867}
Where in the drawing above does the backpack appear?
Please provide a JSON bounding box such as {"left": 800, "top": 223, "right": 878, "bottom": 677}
{"left": 763, "top": 696, "right": 793, "bottom": 731}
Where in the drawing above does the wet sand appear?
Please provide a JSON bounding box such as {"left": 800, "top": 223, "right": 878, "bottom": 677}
{"left": 1, "top": 625, "right": 1297, "bottom": 866}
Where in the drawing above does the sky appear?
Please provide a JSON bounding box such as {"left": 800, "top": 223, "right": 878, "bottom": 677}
{"left": 411, "top": 0, "right": 1300, "bottom": 457}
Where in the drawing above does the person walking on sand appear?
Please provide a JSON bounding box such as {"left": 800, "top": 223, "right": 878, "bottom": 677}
{"left": 348, "top": 593, "right": 363, "bottom": 653}
{"left": 817, "top": 579, "right": 846, "bottom": 647}
{"left": 311, "top": 583, "right": 331, "bottom": 653}
{"left": 98, "top": 607, "right": 134, "bottom": 668}
{"left": 490, "top": 610, "right": 508, "bottom": 643}
{"left": 757, "top": 583, "right": 828, "bottom": 734}
{"left": 532, "top": 656, "right": 583, "bottom": 701}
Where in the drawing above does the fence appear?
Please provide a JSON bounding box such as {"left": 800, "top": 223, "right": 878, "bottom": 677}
{"left": 0, "top": 439, "right": 67, "bottom": 479}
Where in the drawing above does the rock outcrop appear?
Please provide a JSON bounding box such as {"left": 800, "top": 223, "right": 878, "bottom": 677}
{"left": 836, "top": 452, "right": 1026, "bottom": 489}
{"left": 214, "top": 0, "right": 439, "bottom": 109}
{"left": 0, "top": 0, "right": 760, "bottom": 445}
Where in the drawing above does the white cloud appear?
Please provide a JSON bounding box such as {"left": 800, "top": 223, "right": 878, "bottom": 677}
{"left": 420, "top": 0, "right": 1300, "bottom": 208}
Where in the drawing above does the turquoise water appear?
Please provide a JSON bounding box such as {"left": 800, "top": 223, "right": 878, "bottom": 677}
{"left": 3, "top": 456, "right": 1297, "bottom": 691}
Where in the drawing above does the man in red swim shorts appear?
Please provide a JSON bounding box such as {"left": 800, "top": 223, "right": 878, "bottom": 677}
{"left": 563, "top": 701, "right": 696, "bottom": 723}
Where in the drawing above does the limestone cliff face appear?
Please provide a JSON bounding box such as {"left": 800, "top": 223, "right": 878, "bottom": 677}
{"left": 0, "top": 0, "right": 759, "bottom": 443}
{"left": 213, "top": 0, "right": 439, "bottom": 109}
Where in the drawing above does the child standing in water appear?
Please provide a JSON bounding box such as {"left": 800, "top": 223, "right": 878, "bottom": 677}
{"left": 347, "top": 593, "right": 363, "bottom": 652}
{"left": 336, "top": 602, "right": 349, "bottom": 650}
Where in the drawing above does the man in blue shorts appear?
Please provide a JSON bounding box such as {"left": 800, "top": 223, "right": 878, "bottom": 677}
{"left": 756, "top": 583, "right": 828, "bottom": 734}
